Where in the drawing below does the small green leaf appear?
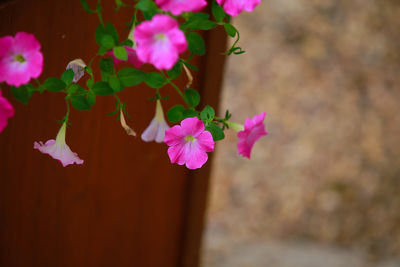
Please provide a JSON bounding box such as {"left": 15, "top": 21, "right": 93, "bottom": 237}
{"left": 186, "top": 32, "right": 206, "bottom": 56}
{"left": 109, "top": 76, "right": 123, "bottom": 92}
{"left": 80, "top": 0, "right": 96, "bottom": 13}
{"left": 117, "top": 68, "right": 146, "bottom": 87}
{"left": 61, "top": 69, "right": 74, "bottom": 85}
{"left": 86, "top": 78, "right": 94, "bottom": 89}
{"left": 67, "top": 84, "right": 85, "bottom": 95}
{"left": 87, "top": 89, "right": 96, "bottom": 106}
{"left": 183, "top": 13, "right": 216, "bottom": 30}
{"left": 167, "top": 62, "right": 182, "bottom": 79}
{"left": 43, "top": 77, "right": 66, "bottom": 92}
{"left": 113, "top": 46, "right": 127, "bottom": 61}
{"left": 224, "top": 23, "right": 237, "bottom": 37}
{"left": 184, "top": 89, "right": 200, "bottom": 107}
{"left": 105, "top": 22, "right": 119, "bottom": 43}
{"left": 120, "top": 39, "right": 133, "bottom": 47}
{"left": 70, "top": 95, "right": 91, "bottom": 110}
{"left": 145, "top": 72, "right": 165, "bottom": 89}
{"left": 205, "top": 124, "right": 225, "bottom": 141}
{"left": 135, "top": 0, "right": 158, "bottom": 19}
{"left": 200, "top": 105, "right": 215, "bottom": 122}
{"left": 11, "top": 84, "right": 35, "bottom": 104}
{"left": 183, "top": 109, "right": 198, "bottom": 118}
{"left": 101, "top": 34, "right": 115, "bottom": 49}
{"left": 100, "top": 58, "right": 114, "bottom": 74}
{"left": 92, "top": 81, "right": 114, "bottom": 96}
{"left": 167, "top": 105, "right": 185, "bottom": 123}
{"left": 212, "top": 0, "right": 226, "bottom": 22}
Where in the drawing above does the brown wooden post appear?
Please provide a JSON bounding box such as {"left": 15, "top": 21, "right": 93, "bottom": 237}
{"left": 0, "top": 0, "right": 226, "bottom": 266}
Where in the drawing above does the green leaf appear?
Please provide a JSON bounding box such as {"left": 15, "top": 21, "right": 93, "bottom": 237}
{"left": 95, "top": 22, "right": 119, "bottom": 49}
{"left": 70, "top": 95, "right": 91, "bottom": 110}
{"left": 87, "top": 89, "right": 96, "bottom": 106}
{"left": 93, "top": 81, "right": 114, "bottom": 96}
{"left": 224, "top": 23, "right": 237, "bottom": 37}
{"left": 101, "top": 34, "right": 115, "bottom": 49}
{"left": 120, "top": 39, "right": 133, "bottom": 47}
{"left": 113, "top": 46, "right": 127, "bottom": 61}
{"left": 167, "top": 105, "right": 185, "bottom": 123}
{"left": 184, "top": 89, "right": 200, "bottom": 107}
{"left": 183, "top": 13, "right": 216, "bottom": 30}
{"left": 167, "top": 62, "right": 182, "bottom": 79}
{"left": 100, "top": 58, "right": 114, "bottom": 74}
{"left": 135, "top": 0, "right": 158, "bottom": 19}
{"left": 183, "top": 109, "right": 198, "bottom": 118}
{"left": 200, "top": 105, "right": 215, "bottom": 122}
{"left": 80, "top": 0, "right": 96, "bottom": 13}
{"left": 145, "top": 72, "right": 165, "bottom": 89}
{"left": 61, "top": 69, "right": 74, "bottom": 85}
{"left": 86, "top": 78, "right": 94, "bottom": 89}
{"left": 109, "top": 76, "right": 123, "bottom": 92}
{"left": 67, "top": 84, "right": 86, "bottom": 95}
{"left": 11, "top": 84, "right": 35, "bottom": 104}
{"left": 212, "top": 0, "right": 226, "bottom": 22}
{"left": 186, "top": 32, "right": 205, "bottom": 55}
{"left": 43, "top": 77, "right": 66, "bottom": 92}
{"left": 205, "top": 124, "right": 225, "bottom": 141}
{"left": 117, "top": 68, "right": 146, "bottom": 87}
{"left": 105, "top": 22, "right": 119, "bottom": 43}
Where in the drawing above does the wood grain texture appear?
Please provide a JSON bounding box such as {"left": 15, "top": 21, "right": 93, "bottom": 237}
{"left": 0, "top": 0, "right": 226, "bottom": 266}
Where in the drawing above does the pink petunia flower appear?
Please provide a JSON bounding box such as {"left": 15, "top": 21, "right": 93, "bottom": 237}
{"left": 134, "top": 14, "right": 187, "bottom": 70}
{"left": 0, "top": 90, "right": 14, "bottom": 133}
{"left": 155, "top": 0, "right": 207, "bottom": 16}
{"left": 106, "top": 46, "right": 143, "bottom": 68}
{"left": 66, "top": 58, "right": 86, "bottom": 83}
{"left": 34, "top": 122, "right": 84, "bottom": 167}
{"left": 164, "top": 117, "right": 214, "bottom": 169}
{"left": 216, "top": 0, "right": 261, "bottom": 17}
{"left": 235, "top": 112, "right": 267, "bottom": 158}
{"left": 0, "top": 32, "right": 43, "bottom": 87}
{"left": 141, "top": 100, "right": 170, "bottom": 143}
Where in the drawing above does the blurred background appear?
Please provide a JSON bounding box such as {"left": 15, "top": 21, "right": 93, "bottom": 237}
{"left": 202, "top": 0, "right": 400, "bottom": 266}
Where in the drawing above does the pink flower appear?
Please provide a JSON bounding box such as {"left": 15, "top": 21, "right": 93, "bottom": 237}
{"left": 0, "top": 91, "right": 14, "bottom": 133}
{"left": 0, "top": 32, "right": 43, "bottom": 87}
{"left": 236, "top": 112, "right": 267, "bottom": 158}
{"left": 106, "top": 46, "right": 143, "bottom": 68}
{"left": 141, "top": 100, "right": 170, "bottom": 143}
{"left": 134, "top": 14, "right": 187, "bottom": 70}
{"left": 155, "top": 0, "right": 207, "bottom": 16}
{"left": 216, "top": 0, "right": 261, "bottom": 17}
{"left": 34, "top": 122, "right": 84, "bottom": 167}
{"left": 164, "top": 117, "right": 214, "bottom": 169}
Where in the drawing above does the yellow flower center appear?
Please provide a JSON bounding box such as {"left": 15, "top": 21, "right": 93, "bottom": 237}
{"left": 155, "top": 33, "right": 167, "bottom": 41}
{"left": 185, "top": 135, "right": 195, "bottom": 142}
{"left": 14, "top": 54, "right": 25, "bottom": 63}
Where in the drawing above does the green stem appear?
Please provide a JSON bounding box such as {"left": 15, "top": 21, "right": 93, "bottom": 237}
{"left": 64, "top": 99, "right": 71, "bottom": 123}
{"left": 96, "top": 0, "right": 104, "bottom": 26}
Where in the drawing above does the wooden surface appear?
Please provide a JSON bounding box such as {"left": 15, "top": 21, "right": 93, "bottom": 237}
{"left": 0, "top": 1, "right": 226, "bottom": 266}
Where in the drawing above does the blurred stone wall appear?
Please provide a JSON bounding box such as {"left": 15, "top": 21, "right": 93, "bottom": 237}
{"left": 203, "top": 0, "right": 400, "bottom": 264}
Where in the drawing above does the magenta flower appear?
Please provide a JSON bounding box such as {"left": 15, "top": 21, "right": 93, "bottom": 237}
{"left": 155, "top": 0, "right": 207, "bottom": 16}
{"left": 66, "top": 58, "right": 86, "bottom": 83}
{"left": 134, "top": 14, "right": 187, "bottom": 70}
{"left": 0, "top": 32, "right": 43, "bottom": 87}
{"left": 164, "top": 117, "right": 214, "bottom": 169}
{"left": 106, "top": 46, "right": 143, "bottom": 68}
{"left": 141, "top": 100, "right": 170, "bottom": 143}
{"left": 34, "top": 122, "right": 84, "bottom": 167}
{"left": 0, "top": 91, "right": 14, "bottom": 133}
{"left": 235, "top": 112, "right": 267, "bottom": 158}
{"left": 216, "top": 0, "right": 261, "bottom": 17}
